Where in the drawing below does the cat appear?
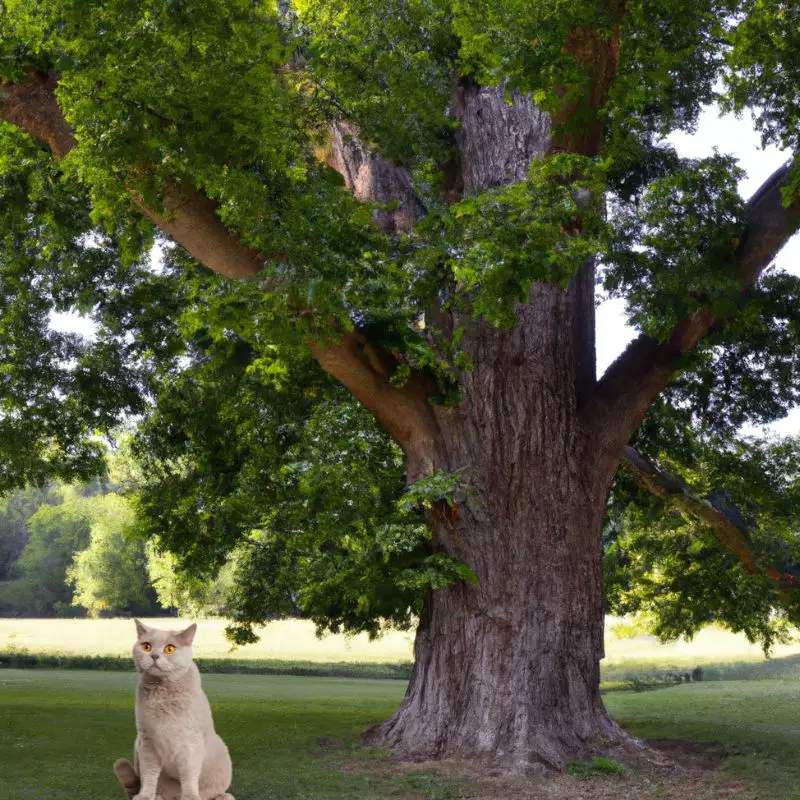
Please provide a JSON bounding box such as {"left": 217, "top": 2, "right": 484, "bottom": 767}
{"left": 113, "top": 619, "right": 235, "bottom": 800}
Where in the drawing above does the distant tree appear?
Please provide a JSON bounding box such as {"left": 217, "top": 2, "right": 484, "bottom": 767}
{"left": 66, "top": 494, "right": 155, "bottom": 617}
{"left": 146, "top": 541, "right": 235, "bottom": 618}
{"left": 0, "top": 483, "right": 57, "bottom": 581}
{"left": 12, "top": 492, "right": 92, "bottom": 615}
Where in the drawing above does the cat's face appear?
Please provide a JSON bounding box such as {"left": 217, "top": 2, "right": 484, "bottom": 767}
{"left": 132, "top": 619, "right": 197, "bottom": 680}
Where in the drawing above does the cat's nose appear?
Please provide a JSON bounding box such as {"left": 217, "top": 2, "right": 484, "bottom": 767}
{"left": 151, "top": 654, "right": 159, "bottom": 661}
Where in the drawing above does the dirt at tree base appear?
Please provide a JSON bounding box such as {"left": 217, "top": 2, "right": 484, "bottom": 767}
{"left": 346, "top": 738, "right": 752, "bottom": 799}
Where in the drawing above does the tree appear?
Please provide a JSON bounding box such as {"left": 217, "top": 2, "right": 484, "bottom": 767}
{"left": 0, "top": 483, "right": 56, "bottom": 581}
{"left": 67, "top": 493, "right": 156, "bottom": 617}
{"left": 11, "top": 490, "right": 92, "bottom": 615}
{"left": 146, "top": 539, "right": 236, "bottom": 617}
{"left": 2, "top": 0, "right": 800, "bottom": 768}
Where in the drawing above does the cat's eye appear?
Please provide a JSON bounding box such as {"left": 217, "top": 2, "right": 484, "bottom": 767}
{"left": 141, "top": 642, "right": 152, "bottom": 653}
{"left": 164, "top": 644, "right": 176, "bottom": 655}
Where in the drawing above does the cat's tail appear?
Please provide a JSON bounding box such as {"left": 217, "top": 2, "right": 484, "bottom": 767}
{"left": 113, "top": 758, "right": 140, "bottom": 799}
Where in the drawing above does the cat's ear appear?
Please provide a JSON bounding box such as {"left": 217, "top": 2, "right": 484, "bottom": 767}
{"left": 134, "top": 618, "right": 151, "bottom": 638}
{"left": 176, "top": 623, "right": 197, "bottom": 646}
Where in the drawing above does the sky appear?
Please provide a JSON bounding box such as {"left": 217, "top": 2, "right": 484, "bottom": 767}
{"left": 596, "top": 106, "right": 800, "bottom": 436}
{"left": 50, "top": 106, "right": 800, "bottom": 435}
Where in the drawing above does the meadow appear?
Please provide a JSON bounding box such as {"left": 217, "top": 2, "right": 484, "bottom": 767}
{"left": 4, "top": 619, "right": 800, "bottom": 798}
{"left": 4, "top": 615, "right": 800, "bottom": 680}
{"left": 0, "top": 617, "right": 416, "bottom": 663}
{"left": 3, "top": 669, "right": 800, "bottom": 799}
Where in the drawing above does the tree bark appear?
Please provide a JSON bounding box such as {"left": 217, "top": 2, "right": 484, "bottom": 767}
{"left": 361, "top": 79, "right": 633, "bottom": 768}
{"left": 367, "top": 278, "right": 626, "bottom": 767}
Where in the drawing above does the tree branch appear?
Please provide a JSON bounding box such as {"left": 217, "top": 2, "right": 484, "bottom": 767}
{"left": 0, "top": 73, "right": 445, "bottom": 466}
{"left": 0, "top": 71, "right": 265, "bottom": 280}
{"left": 309, "top": 332, "right": 440, "bottom": 480}
{"left": 324, "top": 121, "right": 426, "bottom": 234}
{"left": 621, "top": 445, "right": 800, "bottom": 588}
{"left": 0, "top": 72, "right": 76, "bottom": 159}
{"left": 590, "top": 162, "right": 800, "bottom": 453}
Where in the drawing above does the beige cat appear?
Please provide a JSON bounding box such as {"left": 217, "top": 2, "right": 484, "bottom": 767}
{"left": 113, "top": 619, "right": 235, "bottom": 800}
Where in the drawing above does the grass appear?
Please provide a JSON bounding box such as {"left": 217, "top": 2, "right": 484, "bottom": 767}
{"left": 0, "top": 668, "right": 463, "bottom": 800}
{"left": 605, "top": 681, "right": 800, "bottom": 798}
{"left": 4, "top": 669, "right": 800, "bottom": 799}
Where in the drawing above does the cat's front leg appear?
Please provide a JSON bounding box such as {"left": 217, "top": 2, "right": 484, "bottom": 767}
{"left": 132, "top": 736, "right": 162, "bottom": 800}
{"left": 176, "top": 745, "right": 203, "bottom": 800}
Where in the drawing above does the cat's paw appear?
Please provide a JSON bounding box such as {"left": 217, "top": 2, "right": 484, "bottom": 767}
{"left": 132, "top": 794, "right": 155, "bottom": 800}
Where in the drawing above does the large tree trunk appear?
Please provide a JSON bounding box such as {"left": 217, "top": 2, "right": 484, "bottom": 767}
{"left": 367, "top": 274, "right": 626, "bottom": 767}
{"left": 326, "top": 83, "right": 627, "bottom": 767}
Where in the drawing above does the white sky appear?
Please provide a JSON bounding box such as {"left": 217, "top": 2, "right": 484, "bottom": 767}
{"left": 51, "top": 106, "right": 800, "bottom": 435}
{"left": 596, "top": 106, "right": 800, "bottom": 437}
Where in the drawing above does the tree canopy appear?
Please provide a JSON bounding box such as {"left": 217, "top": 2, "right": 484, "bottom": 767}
{"left": 1, "top": 1, "right": 800, "bottom": 753}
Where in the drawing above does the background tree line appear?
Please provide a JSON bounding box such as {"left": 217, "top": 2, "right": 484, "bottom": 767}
{"left": 0, "top": 440, "right": 235, "bottom": 619}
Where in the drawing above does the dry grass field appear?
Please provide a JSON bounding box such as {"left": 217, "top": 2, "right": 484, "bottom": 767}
{"left": 2, "top": 616, "right": 799, "bottom": 672}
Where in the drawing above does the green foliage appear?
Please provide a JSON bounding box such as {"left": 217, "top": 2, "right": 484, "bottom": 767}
{"left": 1, "top": 479, "right": 162, "bottom": 618}
{"left": 0, "top": 118, "right": 184, "bottom": 492}
{"left": 124, "top": 318, "right": 475, "bottom": 640}
{"left": 650, "top": 272, "right": 800, "bottom": 436}
{"left": 0, "top": 484, "right": 56, "bottom": 581}
{"left": 146, "top": 540, "right": 236, "bottom": 617}
{"left": 420, "top": 154, "right": 608, "bottom": 326}
{"left": 608, "top": 0, "right": 737, "bottom": 138}
{"left": 453, "top": 0, "right": 736, "bottom": 145}
{"left": 11, "top": 492, "right": 93, "bottom": 615}
{"left": 604, "top": 153, "right": 745, "bottom": 339}
{"left": 398, "top": 469, "right": 466, "bottom": 511}
{"left": 296, "top": 0, "right": 457, "bottom": 165}
{"left": 66, "top": 494, "right": 155, "bottom": 617}
{"left": 564, "top": 756, "right": 627, "bottom": 778}
{"left": 605, "top": 433, "right": 800, "bottom": 652}
{"left": 724, "top": 2, "right": 800, "bottom": 154}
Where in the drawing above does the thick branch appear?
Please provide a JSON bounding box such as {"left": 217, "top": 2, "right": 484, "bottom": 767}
{"left": 309, "top": 332, "right": 440, "bottom": 480}
{"left": 128, "top": 185, "right": 264, "bottom": 279}
{"left": 0, "top": 72, "right": 264, "bottom": 280}
{"left": 325, "top": 122, "right": 425, "bottom": 234}
{"left": 591, "top": 162, "right": 800, "bottom": 452}
{"left": 0, "top": 72, "right": 76, "bottom": 159}
{"left": 0, "top": 71, "right": 443, "bottom": 463}
{"left": 621, "top": 446, "right": 800, "bottom": 588}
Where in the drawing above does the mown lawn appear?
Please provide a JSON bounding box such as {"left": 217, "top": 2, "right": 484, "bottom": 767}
{"left": 0, "top": 669, "right": 458, "bottom": 800}
{"left": 606, "top": 681, "right": 800, "bottom": 798}
{"left": 4, "top": 669, "right": 800, "bottom": 799}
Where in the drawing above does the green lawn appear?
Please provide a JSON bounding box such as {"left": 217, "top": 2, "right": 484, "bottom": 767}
{"left": 606, "top": 681, "right": 800, "bottom": 798}
{"left": 4, "top": 669, "right": 800, "bottom": 799}
{"left": 0, "top": 669, "right": 462, "bottom": 800}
